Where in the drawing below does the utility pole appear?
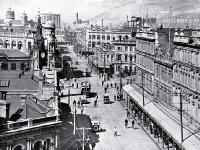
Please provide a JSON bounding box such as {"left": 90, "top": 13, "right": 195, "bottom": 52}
{"left": 142, "top": 71, "right": 145, "bottom": 106}
{"left": 88, "top": 47, "right": 89, "bottom": 64}
{"left": 120, "top": 60, "right": 122, "bottom": 101}
{"left": 82, "top": 128, "right": 85, "bottom": 150}
{"left": 73, "top": 107, "right": 76, "bottom": 134}
{"left": 180, "top": 92, "right": 183, "bottom": 143}
{"left": 103, "top": 50, "right": 106, "bottom": 81}
{"left": 76, "top": 127, "right": 91, "bottom": 150}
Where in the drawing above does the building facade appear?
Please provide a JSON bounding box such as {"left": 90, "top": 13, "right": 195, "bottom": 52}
{"left": 154, "top": 28, "right": 174, "bottom": 107}
{"left": 40, "top": 13, "right": 61, "bottom": 29}
{"left": 112, "top": 37, "right": 136, "bottom": 75}
{"left": 135, "top": 26, "right": 155, "bottom": 95}
{"left": 173, "top": 29, "right": 200, "bottom": 123}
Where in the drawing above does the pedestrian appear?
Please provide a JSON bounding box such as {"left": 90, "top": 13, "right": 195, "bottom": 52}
{"left": 107, "top": 83, "right": 109, "bottom": 88}
{"left": 132, "top": 120, "right": 135, "bottom": 128}
{"left": 73, "top": 100, "right": 76, "bottom": 107}
{"left": 117, "top": 86, "right": 119, "bottom": 91}
{"left": 104, "top": 87, "right": 107, "bottom": 93}
{"left": 114, "top": 94, "right": 116, "bottom": 101}
{"left": 114, "top": 127, "right": 117, "bottom": 136}
{"left": 91, "top": 141, "right": 96, "bottom": 150}
{"left": 102, "top": 80, "right": 104, "bottom": 86}
{"left": 94, "top": 99, "right": 97, "bottom": 107}
{"left": 81, "top": 106, "right": 84, "bottom": 115}
{"left": 111, "top": 83, "right": 113, "bottom": 88}
{"left": 115, "top": 82, "right": 117, "bottom": 88}
{"left": 61, "top": 92, "right": 63, "bottom": 98}
{"left": 127, "top": 111, "right": 130, "bottom": 119}
{"left": 125, "top": 119, "right": 128, "bottom": 128}
{"left": 77, "top": 101, "right": 80, "bottom": 108}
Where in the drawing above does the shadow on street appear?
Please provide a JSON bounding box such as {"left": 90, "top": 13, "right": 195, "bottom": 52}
{"left": 58, "top": 102, "right": 100, "bottom": 150}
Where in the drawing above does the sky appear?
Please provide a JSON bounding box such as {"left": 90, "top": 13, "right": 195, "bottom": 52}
{"left": 0, "top": 0, "right": 200, "bottom": 24}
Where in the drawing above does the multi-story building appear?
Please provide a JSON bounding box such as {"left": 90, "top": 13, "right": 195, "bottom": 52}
{"left": 0, "top": 49, "right": 30, "bottom": 71}
{"left": 64, "top": 29, "right": 76, "bottom": 45}
{"left": 86, "top": 27, "right": 132, "bottom": 50}
{"left": 40, "top": 12, "right": 61, "bottom": 29}
{"left": 135, "top": 25, "right": 155, "bottom": 95}
{"left": 157, "top": 16, "right": 200, "bottom": 29}
{"left": 112, "top": 36, "right": 136, "bottom": 76}
{"left": 0, "top": 89, "right": 61, "bottom": 150}
{"left": 154, "top": 28, "right": 175, "bottom": 107}
{"left": 173, "top": 28, "right": 200, "bottom": 123}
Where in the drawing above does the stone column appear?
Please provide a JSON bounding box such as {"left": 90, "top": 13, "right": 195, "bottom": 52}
{"left": 26, "top": 138, "right": 33, "bottom": 150}
{"left": 6, "top": 141, "right": 12, "bottom": 150}
{"left": 50, "top": 142, "right": 55, "bottom": 150}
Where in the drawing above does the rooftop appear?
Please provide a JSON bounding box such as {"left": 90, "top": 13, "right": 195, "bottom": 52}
{"left": 7, "top": 95, "right": 50, "bottom": 121}
{"left": 0, "top": 49, "right": 29, "bottom": 58}
{"left": 0, "top": 71, "right": 39, "bottom": 92}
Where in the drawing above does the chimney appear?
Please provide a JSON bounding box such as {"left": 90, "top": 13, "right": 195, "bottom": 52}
{"left": 76, "top": 12, "right": 79, "bottom": 23}
{"left": 102, "top": 19, "right": 104, "bottom": 29}
{"left": 0, "top": 100, "right": 10, "bottom": 121}
{"left": 127, "top": 15, "right": 128, "bottom": 22}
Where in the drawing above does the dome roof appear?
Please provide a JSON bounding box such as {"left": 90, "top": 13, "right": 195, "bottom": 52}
{"left": 22, "top": 12, "right": 27, "bottom": 16}
{"left": 6, "top": 8, "right": 15, "bottom": 20}
{"left": 6, "top": 8, "right": 12, "bottom": 14}
{"left": 44, "top": 21, "right": 56, "bottom": 29}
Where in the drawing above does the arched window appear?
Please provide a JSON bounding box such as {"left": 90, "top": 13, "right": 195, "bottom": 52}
{"left": 13, "top": 145, "right": 22, "bottom": 150}
{"left": 43, "top": 139, "right": 51, "bottom": 150}
{"left": 5, "top": 40, "right": 10, "bottom": 49}
{"left": 12, "top": 40, "right": 16, "bottom": 49}
{"left": 18, "top": 41, "right": 23, "bottom": 50}
{"left": 33, "top": 141, "right": 42, "bottom": 150}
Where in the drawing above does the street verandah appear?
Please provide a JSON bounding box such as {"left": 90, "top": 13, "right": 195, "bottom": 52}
{"left": 122, "top": 84, "right": 200, "bottom": 150}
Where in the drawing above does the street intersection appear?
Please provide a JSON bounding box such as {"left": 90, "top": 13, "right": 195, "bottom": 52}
{"left": 59, "top": 47, "right": 160, "bottom": 150}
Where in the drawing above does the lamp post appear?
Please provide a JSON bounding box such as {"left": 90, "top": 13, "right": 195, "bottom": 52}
{"left": 103, "top": 49, "right": 106, "bottom": 80}
{"left": 141, "top": 71, "right": 145, "bottom": 107}
{"left": 119, "top": 60, "right": 123, "bottom": 101}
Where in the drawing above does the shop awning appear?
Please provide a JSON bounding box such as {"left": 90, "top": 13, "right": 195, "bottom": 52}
{"left": 123, "top": 84, "right": 200, "bottom": 150}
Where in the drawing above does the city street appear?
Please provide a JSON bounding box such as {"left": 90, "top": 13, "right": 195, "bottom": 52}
{"left": 60, "top": 46, "right": 160, "bottom": 150}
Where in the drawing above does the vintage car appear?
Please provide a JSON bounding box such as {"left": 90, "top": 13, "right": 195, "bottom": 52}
{"left": 90, "top": 120, "right": 100, "bottom": 132}
{"left": 103, "top": 93, "right": 110, "bottom": 104}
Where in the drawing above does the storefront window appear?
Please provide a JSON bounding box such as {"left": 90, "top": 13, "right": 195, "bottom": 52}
{"left": 11, "top": 63, "right": 16, "bottom": 70}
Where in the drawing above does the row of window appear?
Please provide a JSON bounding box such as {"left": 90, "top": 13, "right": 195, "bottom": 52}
{"left": 174, "top": 48, "right": 200, "bottom": 66}
{"left": 136, "top": 54, "right": 154, "bottom": 72}
{"left": 89, "top": 34, "right": 111, "bottom": 40}
{"left": 0, "top": 63, "right": 27, "bottom": 70}
{"left": 136, "top": 40, "right": 155, "bottom": 55}
{"left": 173, "top": 69, "right": 200, "bottom": 91}
{"left": 116, "top": 46, "right": 133, "bottom": 52}
{"left": 155, "top": 64, "right": 172, "bottom": 85}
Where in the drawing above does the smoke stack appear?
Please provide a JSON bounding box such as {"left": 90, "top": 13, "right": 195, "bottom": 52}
{"left": 76, "top": 12, "right": 79, "bottom": 23}
{"left": 127, "top": 15, "right": 128, "bottom": 22}
{"left": 102, "top": 19, "right": 104, "bottom": 29}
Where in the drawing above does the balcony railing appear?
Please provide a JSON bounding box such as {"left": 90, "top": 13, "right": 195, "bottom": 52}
{"left": 1, "top": 116, "right": 60, "bottom": 132}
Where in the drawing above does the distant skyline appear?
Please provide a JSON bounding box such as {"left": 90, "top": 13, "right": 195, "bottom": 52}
{"left": 0, "top": 0, "right": 200, "bottom": 24}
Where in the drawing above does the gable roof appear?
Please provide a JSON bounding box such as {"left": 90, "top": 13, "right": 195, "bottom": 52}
{"left": 8, "top": 95, "right": 50, "bottom": 121}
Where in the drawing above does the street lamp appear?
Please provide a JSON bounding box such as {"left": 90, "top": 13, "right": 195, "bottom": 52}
{"left": 119, "top": 60, "right": 123, "bottom": 101}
